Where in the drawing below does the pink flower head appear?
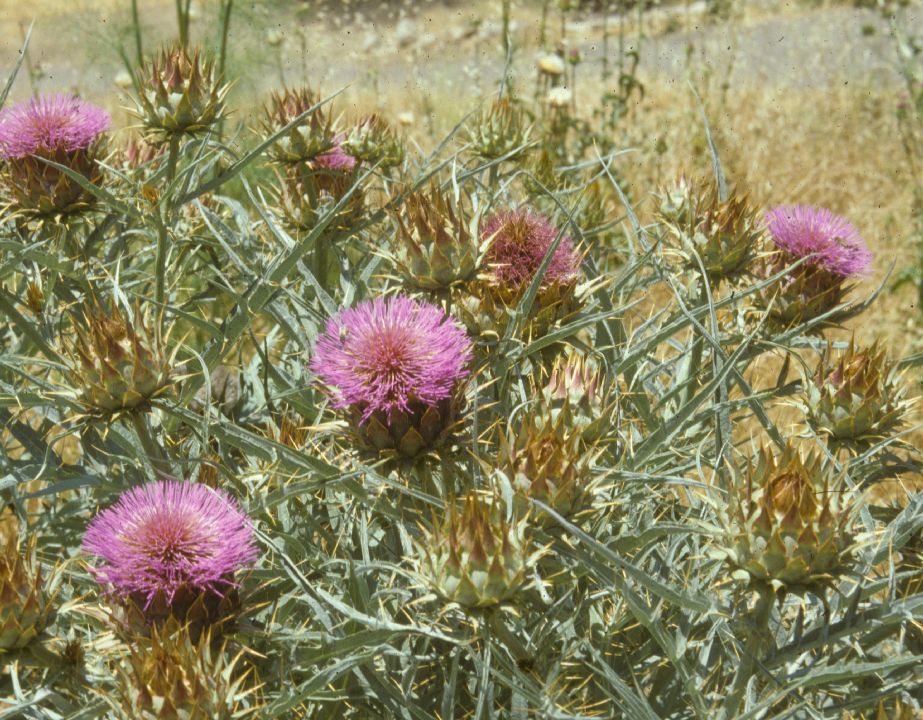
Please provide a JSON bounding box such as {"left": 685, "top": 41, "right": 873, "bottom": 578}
{"left": 482, "top": 209, "right": 579, "bottom": 287}
{"left": 310, "top": 295, "right": 471, "bottom": 422}
{"left": 312, "top": 133, "right": 357, "bottom": 172}
{"left": 765, "top": 205, "right": 872, "bottom": 277}
{"left": 83, "top": 480, "right": 257, "bottom": 609}
{"left": 0, "top": 94, "right": 110, "bottom": 159}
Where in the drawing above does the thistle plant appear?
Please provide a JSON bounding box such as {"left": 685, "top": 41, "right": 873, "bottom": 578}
{"left": 720, "top": 445, "right": 854, "bottom": 596}
{"left": 658, "top": 175, "right": 763, "bottom": 283}
{"left": 802, "top": 338, "right": 913, "bottom": 450}
{"left": 417, "top": 492, "right": 537, "bottom": 608}
{"left": 134, "top": 44, "right": 228, "bottom": 140}
{"left": 66, "top": 300, "right": 173, "bottom": 417}
{"left": 0, "top": 534, "right": 55, "bottom": 651}
{"left": 310, "top": 295, "right": 472, "bottom": 459}
{"left": 83, "top": 481, "right": 257, "bottom": 626}
{"left": 0, "top": 94, "right": 110, "bottom": 219}
{"left": 107, "top": 619, "right": 257, "bottom": 719}
{"left": 460, "top": 208, "right": 584, "bottom": 339}
{"left": 3, "top": 7, "right": 923, "bottom": 717}
{"left": 388, "top": 180, "right": 481, "bottom": 292}
{"left": 757, "top": 204, "right": 873, "bottom": 329}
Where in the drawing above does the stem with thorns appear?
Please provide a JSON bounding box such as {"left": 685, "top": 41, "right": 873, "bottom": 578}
{"left": 130, "top": 412, "right": 172, "bottom": 479}
{"left": 725, "top": 584, "right": 774, "bottom": 717}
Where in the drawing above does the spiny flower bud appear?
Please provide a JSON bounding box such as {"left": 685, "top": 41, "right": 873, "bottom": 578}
{"left": 418, "top": 493, "right": 537, "bottom": 608}
{"left": 67, "top": 300, "right": 173, "bottom": 415}
{"left": 135, "top": 44, "right": 228, "bottom": 139}
{"left": 0, "top": 534, "right": 55, "bottom": 651}
{"left": 342, "top": 114, "right": 404, "bottom": 169}
{"left": 273, "top": 160, "right": 363, "bottom": 236}
{"left": 499, "top": 354, "right": 616, "bottom": 521}
{"left": 467, "top": 97, "right": 531, "bottom": 161}
{"left": 721, "top": 445, "right": 853, "bottom": 595}
{"left": 261, "top": 86, "right": 337, "bottom": 165}
{"left": 388, "top": 182, "right": 480, "bottom": 292}
{"left": 107, "top": 619, "right": 256, "bottom": 720}
{"left": 0, "top": 94, "right": 110, "bottom": 219}
{"left": 803, "top": 339, "right": 912, "bottom": 448}
{"left": 310, "top": 295, "right": 472, "bottom": 459}
{"left": 460, "top": 209, "right": 584, "bottom": 340}
{"left": 657, "top": 176, "right": 763, "bottom": 282}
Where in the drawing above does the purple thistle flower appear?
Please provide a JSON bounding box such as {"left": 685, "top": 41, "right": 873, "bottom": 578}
{"left": 310, "top": 295, "right": 471, "bottom": 423}
{"left": 0, "top": 94, "right": 110, "bottom": 160}
{"left": 765, "top": 205, "right": 872, "bottom": 277}
{"left": 482, "top": 209, "right": 579, "bottom": 287}
{"left": 83, "top": 481, "right": 257, "bottom": 609}
{"left": 312, "top": 133, "right": 357, "bottom": 172}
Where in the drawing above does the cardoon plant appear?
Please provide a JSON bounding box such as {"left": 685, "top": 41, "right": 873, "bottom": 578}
{"left": 310, "top": 294, "right": 472, "bottom": 459}
{"left": 83, "top": 481, "right": 257, "bottom": 624}
{"left": 0, "top": 94, "right": 109, "bottom": 218}
{"left": 758, "top": 204, "right": 872, "bottom": 328}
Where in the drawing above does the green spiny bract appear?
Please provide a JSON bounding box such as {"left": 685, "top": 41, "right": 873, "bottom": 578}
{"left": 657, "top": 175, "right": 763, "bottom": 283}
{"left": 388, "top": 182, "right": 481, "bottom": 292}
{"left": 134, "top": 44, "right": 228, "bottom": 139}
{"left": 467, "top": 97, "right": 532, "bottom": 161}
{"left": 418, "top": 493, "right": 537, "bottom": 608}
{"left": 260, "top": 86, "right": 337, "bottom": 165}
{"left": 67, "top": 301, "right": 173, "bottom": 415}
{"left": 107, "top": 619, "right": 256, "bottom": 720}
{"left": 0, "top": 534, "right": 54, "bottom": 652}
{"left": 349, "top": 393, "right": 466, "bottom": 460}
{"left": 342, "top": 114, "right": 404, "bottom": 169}
{"left": 754, "top": 250, "right": 853, "bottom": 331}
{"left": 272, "top": 163, "right": 363, "bottom": 236}
{"left": 721, "top": 445, "right": 854, "bottom": 595}
{"left": 2, "top": 141, "right": 106, "bottom": 220}
{"left": 803, "top": 339, "right": 913, "bottom": 448}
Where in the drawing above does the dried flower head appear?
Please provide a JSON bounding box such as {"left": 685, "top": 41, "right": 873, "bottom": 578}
{"left": 0, "top": 94, "right": 110, "bottom": 159}
{"left": 765, "top": 205, "right": 872, "bottom": 277}
{"left": 83, "top": 481, "right": 257, "bottom": 611}
{"left": 310, "top": 295, "right": 472, "bottom": 457}
{"left": 482, "top": 209, "right": 578, "bottom": 288}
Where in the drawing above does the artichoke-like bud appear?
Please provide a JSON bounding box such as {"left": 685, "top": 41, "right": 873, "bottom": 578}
{"left": 722, "top": 445, "right": 853, "bottom": 595}
{"left": 135, "top": 44, "right": 228, "bottom": 139}
{"left": 499, "top": 354, "right": 616, "bottom": 520}
{"left": 341, "top": 114, "right": 404, "bottom": 169}
{"left": 122, "top": 135, "right": 165, "bottom": 170}
{"left": 419, "top": 493, "right": 536, "bottom": 608}
{"left": 109, "top": 620, "right": 255, "bottom": 720}
{"left": 803, "top": 339, "right": 912, "bottom": 448}
{"left": 261, "top": 86, "right": 337, "bottom": 165}
{"left": 540, "top": 352, "right": 619, "bottom": 446}
{"left": 657, "top": 176, "right": 762, "bottom": 282}
{"left": 388, "top": 182, "right": 481, "bottom": 292}
{"left": 467, "top": 98, "right": 531, "bottom": 160}
{"left": 273, "top": 164, "right": 363, "bottom": 236}
{"left": 67, "top": 300, "right": 173, "bottom": 415}
{"left": 0, "top": 535, "right": 54, "bottom": 651}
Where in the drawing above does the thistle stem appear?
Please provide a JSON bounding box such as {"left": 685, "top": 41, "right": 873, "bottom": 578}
{"left": 129, "top": 412, "right": 172, "bottom": 479}
{"left": 725, "top": 585, "right": 774, "bottom": 717}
